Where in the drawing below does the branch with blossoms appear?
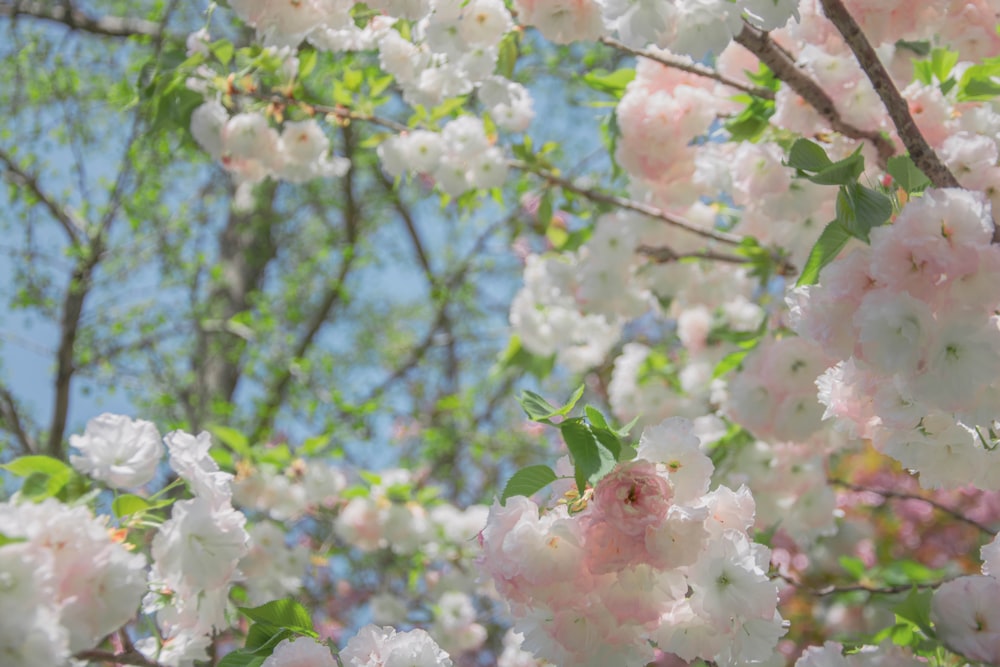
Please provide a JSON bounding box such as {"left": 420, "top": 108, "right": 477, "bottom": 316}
{"left": 733, "top": 23, "right": 896, "bottom": 168}
{"left": 598, "top": 36, "right": 776, "bottom": 99}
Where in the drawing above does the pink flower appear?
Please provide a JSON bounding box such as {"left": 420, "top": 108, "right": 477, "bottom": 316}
{"left": 592, "top": 460, "right": 673, "bottom": 537}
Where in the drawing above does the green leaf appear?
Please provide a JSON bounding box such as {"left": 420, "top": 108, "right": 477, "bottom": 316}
{"left": 210, "top": 425, "right": 251, "bottom": 458}
{"left": 500, "top": 465, "right": 558, "bottom": 504}
{"left": 218, "top": 649, "right": 267, "bottom": 667}
{"left": 713, "top": 348, "right": 750, "bottom": 378}
{"left": 581, "top": 68, "right": 635, "bottom": 98}
{"left": 560, "top": 419, "right": 617, "bottom": 493}
{"left": 584, "top": 405, "right": 609, "bottom": 430}
{"left": 298, "top": 48, "right": 318, "bottom": 78}
{"left": 930, "top": 47, "right": 959, "bottom": 83}
{"left": 2, "top": 456, "right": 73, "bottom": 500}
{"left": 886, "top": 155, "right": 931, "bottom": 193}
{"left": 787, "top": 139, "right": 832, "bottom": 172}
{"left": 807, "top": 149, "right": 865, "bottom": 186}
{"left": 244, "top": 623, "right": 294, "bottom": 653}
{"left": 896, "top": 38, "right": 931, "bottom": 56}
{"left": 240, "top": 599, "right": 316, "bottom": 636}
{"left": 839, "top": 555, "right": 866, "bottom": 580}
{"left": 113, "top": 494, "right": 150, "bottom": 517}
{"left": 796, "top": 220, "right": 852, "bottom": 286}
{"left": 496, "top": 32, "right": 518, "bottom": 79}
{"left": 210, "top": 39, "right": 234, "bottom": 66}
{"left": 894, "top": 587, "right": 936, "bottom": 639}
{"left": 517, "top": 385, "right": 584, "bottom": 423}
{"left": 0, "top": 532, "right": 25, "bottom": 548}
{"left": 957, "top": 58, "right": 1000, "bottom": 101}
{"left": 836, "top": 182, "right": 892, "bottom": 242}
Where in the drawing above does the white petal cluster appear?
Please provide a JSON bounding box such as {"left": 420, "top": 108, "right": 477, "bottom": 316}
{"left": 142, "top": 430, "right": 250, "bottom": 666}
{"left": 69, "top": 412, "right": 163, "bottom": 489}
{"left": 341, "top": 624, "right": 453, "bottom": 667}
{"left": 479, "top": 418, "right": 785, "bottom": 667}
{"left": 191, "top": 103, "right": 349, "bottom": 193}
{"left": 790, "top": 188, "right": 1000, "bottom": 489}
{"left": 378, "top": 117, "right": 509, "bottom": 195}
{"left": 0, "top": 498, "right": 148, "bottom": 666}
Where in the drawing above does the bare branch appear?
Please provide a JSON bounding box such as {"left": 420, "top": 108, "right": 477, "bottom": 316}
{"left": 0, "top": 382, "right": 37, "bottom": 454}
{"left": 74, "top": 649, "right": 166, "bottom": 667}
{"left": 0, "top": 0, "right": 160, "bottom": 38}
{"left": 637, "top": 243, "right": 753, "bottom": 266}
{"left": 0, "top": 147, "right": 84, "bottom": 243}
{"left": 509, "top": 159, "right": 744, "bottom": 246}
{"left": 734, "top": 23, "right": 896, "bottom": 169}
{"left": 816, "top": 0, "right": 960, "bottom": 187}
{"left": 599, "top": 36, "right": 776, "bottom": 100}
{"left": 830, "top": 478, "right": 998, "bottom": 536}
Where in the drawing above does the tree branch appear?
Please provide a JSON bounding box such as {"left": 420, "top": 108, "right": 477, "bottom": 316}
{"left": 73, "top": 649, "right": 165, "bottom": 667}
{"left": 816, "top": 0, "right": 959, "bottom": 186}
{"left": 636, "top": 243, "right": 753, "bottom": 266}
{"left": 0, "top": 0, "right": 161, "bottom": 38}
{"left": 0, "top": 382, "right": 36, "bottom": 454}
{"left": 599, "top": 36, "right": 776, "bottom": 100}
{"left": 830, "top": 478, "right": 998, "bottom": 536}
{"left": 0, "top": 147, "right": 84, "bottom": 243}
{"left": 250, "top": 127, "right": 362, "bottom": 443}
{"left": 733, "top": 23, "right": 895, "bottom": 169}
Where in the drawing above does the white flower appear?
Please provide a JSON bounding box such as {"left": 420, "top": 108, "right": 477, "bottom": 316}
{"left": 341, "top": 625, "right": 454, "bottom": 667}
{"left": 165, "top": 430, "right": 234, "bottom": 506}
{"left": 69, "top": 413, "right": 164, "bottom": 489}
{"left": 262, "top": 637, "right": 338, "bottom": 667}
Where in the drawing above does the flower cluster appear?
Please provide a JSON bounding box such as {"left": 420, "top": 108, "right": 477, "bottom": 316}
{"left": 790, "top": 188, "right": 1000, "bottom": 489}
{"left": 479, "top": 418, "right": 784, "bottom": 667}
{"left": 0, "top": 498, "right": 147, "bottom": 665}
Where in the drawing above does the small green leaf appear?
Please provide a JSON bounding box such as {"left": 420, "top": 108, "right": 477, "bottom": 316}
{"left": 517, "top": 385, "right": 584, "bottom": 423}
{"left": 930, "top": 47, "right": 959, "bottom": 83}
{"left": 240, "top": 599, "right": 316, "bottom": 637}
{"left": 836, "top": 182, "right": 892, "bottom": 242}
{"left": 500, "top": 465, "right": 558, "bottom": 504}
{"left": 113, "top": 494, "right": 151, "bottom": 517}
{"left": 210, "top": 39, "right": 234, "bottom": 66}
{"left": 210, "top": 425, "right": 251, "bottom": 458}
{"left": 894, "top": 587, "right": 936, "bottom": 639}
{"left": 807, "top": 149, "right": 865, "bottom": 186}
{"left": 787, "top": 139, "right": 832, "bottom": 172}
{"left": 796, "top": 220, "right": 852, "bottom": 286}
{"left": 3, "top": 456, "right": 73, "bottom": 500}
{"left": 886, "top": 155, "right": 931, "bottom": 193}
{"left": 584, "top": 405, "right": 609, "bottom": 430}
{"left": 581, "top": 68, "right": 635, "bottom": 98}
{"left": 217, "top": 651, "right": 266, "bottom": 667}
{"left": 713, "top": 349, "right": 750, "bottom": 378}
{"left": 298, "top": 48, "right": 318, "bottom": 78}
{"left": 839, "top": 555, "right": 866, "bottom": 580}
{"left": 560, "top": 419, "right": 616, "bottom": 493}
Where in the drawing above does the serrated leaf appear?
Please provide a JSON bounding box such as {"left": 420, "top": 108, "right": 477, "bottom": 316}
{"left": 3, "top": 456, "right": 73, "bottom": 500}
{"left": 787, "top": 139, "right": 832, "bottom": 172}
{"left": 796, "top": 220, "right": 852, "bottom": 286}
{"left": 886, "top": 155, "right": 931, "bottom": 193}
{"left": 560, "top": 419, "right": 617, "bottom": 493}
{"left": 501, "top": 465, "right": 558, "bottom": 504}
{"left": 240, "top": 599, "right": 316, "bottom": 636}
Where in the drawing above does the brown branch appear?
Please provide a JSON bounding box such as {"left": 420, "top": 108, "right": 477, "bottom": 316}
{"left": 734, "top": 23, "right": 895, "bottom": 169}
{"left": 0, "top": 383, "right": 36, "bottom": 454}
{"left": 830, "top": 478, "right": 998, "bottom": 536}
{"left": 250, "top": 127, "right": 362, "bottom": 443}
{"left": 599, "top": 36, "right": 775, "bottom": 100}
{"left": 0, "top": 147, "right": 84, "bottom": 243}
{"left": 637, "top": 243, "right": 752, "bottom": 265}
{"left": 509, "top": 159, "right": 744, "bottom": 246}
{"left": 774, "top": 572, "right": 956, "bottom": 597}
{"left": 816, "top": 0, "right": 959, "bottom": 186}
{"left": 0, "top": 0, "right": 161, "bottom": 38}
{"left": 73, "top": 649, "right": 165, "bottom": 667}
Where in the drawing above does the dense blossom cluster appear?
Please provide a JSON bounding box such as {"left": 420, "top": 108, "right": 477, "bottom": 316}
{"left": 479, "top": 418, "right": 785, "bottom": 667}
{"left": 791, "top": 188, "right": 1000, "bottom": 489}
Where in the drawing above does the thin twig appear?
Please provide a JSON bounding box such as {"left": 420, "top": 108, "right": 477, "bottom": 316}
{"left": 508, "top": 159, "right": 743, "bottom": 246}
{"left": 0, "top": 147, "right": 84, "bottom": 243}
{"left": 734, "top": 22, "right": 895, "bottom": 169}
{"left": 816, "top": 0, "right": 958, "bottom": 186}
{"left": 0, "top": 0, "right": 161, "bottom": 38}
{"left": 830, "top": 478, "right": 998, "bottom": 536}
{"left": 73, "top": 649, "right": 165, "bottom": 667}
{"left": 637, "top": 243, "right": 751, "bottom": 265}
{"left": 775, "top": 571, "right": 957, "bottom": 597}
{"left": 600, "top": 36, "right": 775, "bottom": 100}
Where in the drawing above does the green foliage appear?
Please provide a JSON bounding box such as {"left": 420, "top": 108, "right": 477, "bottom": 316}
{"left": 1, "top": 455, "right": 74, "bottom": 501}
{"left": 500, "top": 464, "right": 558, "bottom": 504}
{"left": 957, "top": 55, "right": 1000, "bottom": 101}
{"left": 580, "top": 68, "right": 636, "bottom": 98}
{"left": 795, "top": 220, "right": 852, "bottom": 286}
{"left": 886, "top": 155, "right": 931, "bottom": 193}
{"left": 517, "top": 385, "right": 585, "bottom": 424}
